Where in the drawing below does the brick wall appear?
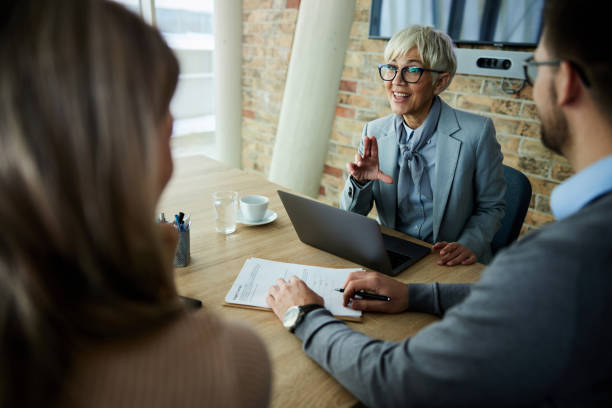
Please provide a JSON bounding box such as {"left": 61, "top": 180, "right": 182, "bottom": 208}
{"left": 241, "top": 0, "right": 572, "bottom": 233}
{"left": 241, "top": 0, "right": 300, "bottom": 174}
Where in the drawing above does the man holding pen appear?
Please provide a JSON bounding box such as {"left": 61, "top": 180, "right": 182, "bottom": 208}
{"left": 267, "top": 1, "right": 612, "bottom": 405}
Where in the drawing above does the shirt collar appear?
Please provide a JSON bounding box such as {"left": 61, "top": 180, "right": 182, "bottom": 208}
{"left": 395, "top": 96, "right": 442, "bottom": 143}
{"left": 550, "top": 154, "right": 612, "bottom": 219}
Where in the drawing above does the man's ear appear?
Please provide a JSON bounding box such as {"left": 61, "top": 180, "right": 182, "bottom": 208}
{"left": 555, "top": 60, "right": 582, "bottom": 107}
{"left": 433, "top": 72, "right": 451, "bottom": 95}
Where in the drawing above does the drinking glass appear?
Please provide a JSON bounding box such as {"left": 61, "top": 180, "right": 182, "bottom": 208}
{"left": 213, "top": 191, "right": 238, "bottom": 234}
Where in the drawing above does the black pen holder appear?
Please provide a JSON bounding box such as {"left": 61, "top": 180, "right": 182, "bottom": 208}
{"left": 174, "top": 228, "right": 190, "bottom": 267}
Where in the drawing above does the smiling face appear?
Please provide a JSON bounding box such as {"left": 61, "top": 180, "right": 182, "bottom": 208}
{"left": 384, "top": 47, "right": 449, "bottom": 128}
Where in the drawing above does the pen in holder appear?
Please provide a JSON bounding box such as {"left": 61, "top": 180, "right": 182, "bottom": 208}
{"left": 174, "top": 225, "right": 190, "bottom": 267}
{"left": 174, "top": 213, "right": 191, "bottom": 267}
{"left": 158, "top": 212, "right": 191, "bottom": 267}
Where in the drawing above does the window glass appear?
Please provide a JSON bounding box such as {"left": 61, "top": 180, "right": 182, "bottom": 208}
{"left": 111, "top": 0, "right": 216, "bottom": 157}
{"left": 156, "top": 0, "right": 215, "bottom": 156}
{"left": 155, "top": 0, "right": 213, "bottom": 36}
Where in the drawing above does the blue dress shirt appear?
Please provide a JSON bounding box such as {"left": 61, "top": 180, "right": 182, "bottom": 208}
{"left": 550, "top": 153, "right": 612, "bottom": 220}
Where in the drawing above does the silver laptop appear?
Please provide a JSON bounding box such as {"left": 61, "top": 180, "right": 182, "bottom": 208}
{"left": 278, "top": 190, "right": 430, "bottom": 276}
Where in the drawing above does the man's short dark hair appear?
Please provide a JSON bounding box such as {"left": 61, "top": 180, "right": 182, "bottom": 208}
{"left": 543, "top": 0, "right": 612, "bottom": 115}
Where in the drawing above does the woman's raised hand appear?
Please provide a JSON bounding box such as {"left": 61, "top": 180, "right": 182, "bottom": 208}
{"left": 346, "top": 136, "right": 393, "bottom": 184}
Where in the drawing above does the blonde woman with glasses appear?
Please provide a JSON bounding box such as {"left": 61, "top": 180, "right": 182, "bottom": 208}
{"left": 0, "top": 1, "right": 270, "bottom": 407}
{"left": 340, "top": 25, "right": 506, "bottom": 266}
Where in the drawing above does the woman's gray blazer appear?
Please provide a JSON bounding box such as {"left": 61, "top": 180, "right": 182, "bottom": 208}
{"left": 340, "top": 100, "right": 506, "bottom": 263}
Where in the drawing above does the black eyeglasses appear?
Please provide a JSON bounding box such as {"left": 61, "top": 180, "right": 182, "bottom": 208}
{"left": 378, "top": 64, "right": 445, "bottom": 83}
{"left": 523, "top": 56, "right": 591, "bottom": 87}
{"left": 523, "top": 56, "right": 560, "bottom": 86}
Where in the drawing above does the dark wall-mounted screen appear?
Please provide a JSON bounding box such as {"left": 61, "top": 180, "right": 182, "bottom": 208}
{"left": 369, "top": 0, "right": 544, "bottom": 47}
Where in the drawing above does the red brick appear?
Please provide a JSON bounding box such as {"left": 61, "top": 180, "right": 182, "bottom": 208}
{"left": 551, "top": 163, "right": 574, "bottom": 182}
{"left": 340, "top": 80, "right": 357, "bottom": 93}
{"left": 335, "top": 106, "right": 355, "bottom": 118}
{"left": 286, "top": 0, "right": 300, "bottom": 9}
{"left": 242, "top": 109, "right": 255, "bottom": 119}
{"left": 524, "top": 209, "right": 556, "bottom": 228}
{"left": 319, "top": 185, "right": 326, "bottom": 195}
{"left": 527, "top": 175, "right": 559, "bottom": 196}
{"left": 323, "top": 165, "right": 343, "bottom": 178}
{"left": 448, "top": 75, "right": 482, "bottom": 93}
{"left": 502, "top": 154, "right": 519, "bottom": 169}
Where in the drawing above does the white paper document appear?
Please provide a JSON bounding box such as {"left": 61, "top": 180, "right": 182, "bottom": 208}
{"left": 225, "top": 258, "right": 363, "bottom": 319}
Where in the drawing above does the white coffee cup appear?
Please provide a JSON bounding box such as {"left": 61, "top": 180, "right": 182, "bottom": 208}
{"left": 240, "top": 195, "right": 269, "bottom": 222}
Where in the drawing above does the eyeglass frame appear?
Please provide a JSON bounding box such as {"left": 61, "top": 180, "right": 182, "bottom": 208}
{"left": 378, "top": 63, "right": 445, "bottom": 84}
{"left": 523, "top": 56, "right": 591, "bottom": 87}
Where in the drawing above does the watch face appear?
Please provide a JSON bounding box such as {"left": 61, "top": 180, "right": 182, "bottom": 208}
{"left": 283, "top": 306, "right": 300, "bottom": 330}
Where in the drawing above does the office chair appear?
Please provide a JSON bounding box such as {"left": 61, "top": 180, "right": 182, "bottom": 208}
{"left": 491, "top": 165, "right": 532, "bottom": 255}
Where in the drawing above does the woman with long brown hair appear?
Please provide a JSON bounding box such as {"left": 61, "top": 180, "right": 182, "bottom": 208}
{"left": 0, "top": 1, "right": 270, "bottom": 406}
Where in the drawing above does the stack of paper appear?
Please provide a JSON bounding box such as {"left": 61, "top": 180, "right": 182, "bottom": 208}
{"left": 224, "top": 258, "right": 363, "bottom": 320}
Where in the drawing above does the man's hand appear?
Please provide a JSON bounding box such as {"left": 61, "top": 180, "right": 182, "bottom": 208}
{"left": 267, "top": 276, "right": 324, "bottom": 321}
{"left": 342, "top": 271, "right": 409, "bottom": 313}
{"left": 346, "top": 136, "right": 394, "bottom": 184}
{"left": 433, "top": 241, "right": 477, "bottom": 266}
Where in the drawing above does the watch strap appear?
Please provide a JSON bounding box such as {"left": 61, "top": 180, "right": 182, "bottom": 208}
{"left": 301, "top": 304, "right": 324, "bottom": 314}
{"left": 292, "top": 304, "right": 324, "bottom": 333}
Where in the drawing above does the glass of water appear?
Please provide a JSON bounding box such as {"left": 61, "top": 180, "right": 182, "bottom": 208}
{"left": 213, "top": 191, "right": 238, "bottom": 234}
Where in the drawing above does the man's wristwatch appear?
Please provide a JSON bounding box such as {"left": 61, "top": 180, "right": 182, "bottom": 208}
{"left": 282, "top": 304, "right": 324, "bottom": 333}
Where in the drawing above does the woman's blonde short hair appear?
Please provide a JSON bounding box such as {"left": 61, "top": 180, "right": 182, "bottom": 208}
{"left": 384, "top": 24, "right": 457, "bottom": 89}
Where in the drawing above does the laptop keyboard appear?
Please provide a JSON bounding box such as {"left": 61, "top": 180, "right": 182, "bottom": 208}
{"left": 386, "top": 249, "right": 411, "bottom": 268}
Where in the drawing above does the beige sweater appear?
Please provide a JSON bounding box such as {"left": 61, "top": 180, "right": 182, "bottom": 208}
{"left": 62, "top": 312, "right": 271, "bottom": 407}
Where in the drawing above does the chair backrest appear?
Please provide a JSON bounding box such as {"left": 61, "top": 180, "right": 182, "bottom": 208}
{"left": 491, "top": 165, "right": 532, "bottom": 255}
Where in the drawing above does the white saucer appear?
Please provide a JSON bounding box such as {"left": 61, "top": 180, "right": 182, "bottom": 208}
{"left": 237, "top": 209, "right": 278, "bottom": 226}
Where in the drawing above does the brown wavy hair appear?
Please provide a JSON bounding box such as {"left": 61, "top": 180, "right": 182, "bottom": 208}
{"left": 0, "top": 0, "right": 182, "bottom": 406}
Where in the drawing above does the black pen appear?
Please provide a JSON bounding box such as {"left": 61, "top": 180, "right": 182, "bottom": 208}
{"left": 335, "top": 288, "right": 391, "bottom": 302}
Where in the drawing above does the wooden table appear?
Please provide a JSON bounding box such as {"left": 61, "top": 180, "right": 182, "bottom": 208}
{"left": 159, "top": 155, "right": 484, "bottom": 407}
